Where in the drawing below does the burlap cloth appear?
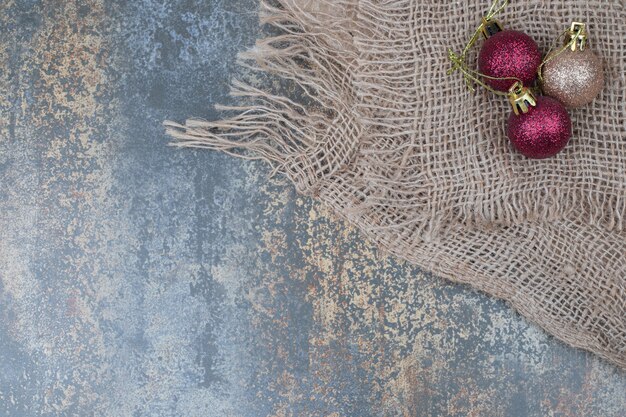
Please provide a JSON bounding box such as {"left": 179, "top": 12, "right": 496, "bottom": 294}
{"left": 166, "top": 0, "right": 626, "bottom": 368}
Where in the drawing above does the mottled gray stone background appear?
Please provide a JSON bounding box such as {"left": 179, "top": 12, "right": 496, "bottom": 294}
{"left": 0, "top": 1, "right": 624, "bottom": 416}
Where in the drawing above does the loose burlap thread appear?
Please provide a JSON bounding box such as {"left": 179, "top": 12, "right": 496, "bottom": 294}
{"left": 166, "top": 0, "right": 626, "bottom": 368}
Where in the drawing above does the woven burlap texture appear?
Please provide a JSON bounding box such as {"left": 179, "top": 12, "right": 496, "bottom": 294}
{"left": 165, "top": 0, "right": 626, "bottom": 368}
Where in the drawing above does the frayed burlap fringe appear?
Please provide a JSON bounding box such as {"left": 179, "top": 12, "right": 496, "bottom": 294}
{"left": 166, "top": 0, "right": 626, "bottom": 368}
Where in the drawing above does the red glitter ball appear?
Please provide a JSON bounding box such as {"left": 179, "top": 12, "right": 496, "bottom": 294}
{"left": 478, "top": 30, "right": 541, "bottom": 92}
{"left": 507, "top": 96, "right": 572, "bottom": 159}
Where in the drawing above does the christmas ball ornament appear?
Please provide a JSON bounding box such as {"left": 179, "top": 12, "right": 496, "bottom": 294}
{"left": 507, "top": 83, "right": 572, "bottom": 159}
{"left": 478, "top": 19, "right": 542, "bottom": 92}
{"left": 541, "top": 22, "right": 604, "bottom": 108}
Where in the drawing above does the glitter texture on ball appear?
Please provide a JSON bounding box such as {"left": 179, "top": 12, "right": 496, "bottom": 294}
{"left": 478, "top": 30, "right": 542, "bottom": 92}
{"left": 542, "top": 48, "right": 604, "bottom": 108}
{"left": 507, "top": 96, "right": 572, "bottom": 159}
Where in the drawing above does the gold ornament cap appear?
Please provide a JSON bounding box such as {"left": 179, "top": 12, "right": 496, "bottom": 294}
{"left": 481, "top": 18, "right": 503, "bottom": 39}
{"left": 567, "top": 22, "right": 588, "bottom": 51}
{"left": 508, "top": 82, "right": 537, "bottom": 115}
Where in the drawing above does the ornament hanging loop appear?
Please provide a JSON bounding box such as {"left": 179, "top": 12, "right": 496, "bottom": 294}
{"left": 447, "top": 0, "right": 514, "bottom": 94}
{"left": 567, "top": 22, "right": 587, "bottom": 51}
{"left": 463, "top": 0, "right": 509, "bottom": 56}
{"left": 508, "top": 82, "right": 536, "bottom": 115}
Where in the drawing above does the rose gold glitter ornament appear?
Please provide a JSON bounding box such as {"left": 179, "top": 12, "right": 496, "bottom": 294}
{"left": 541, "top": 22, "right": 604, "bottom": 108}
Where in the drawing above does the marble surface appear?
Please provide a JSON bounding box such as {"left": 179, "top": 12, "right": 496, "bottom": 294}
{"left": 0, "top": 1, "right": 624, "bottom": 416}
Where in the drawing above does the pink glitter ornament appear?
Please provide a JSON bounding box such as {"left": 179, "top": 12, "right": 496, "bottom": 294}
{"left": 479, "top": 30, "right": 542, "bottom": 92}
{"left": 507, "top": 95, "right": 572, "bottom": 159}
